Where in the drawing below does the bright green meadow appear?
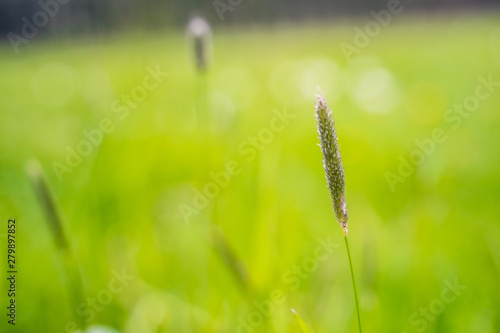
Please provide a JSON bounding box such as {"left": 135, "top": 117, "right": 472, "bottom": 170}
{"left": 0, "top": 11, "right": 499, "bottom": 333}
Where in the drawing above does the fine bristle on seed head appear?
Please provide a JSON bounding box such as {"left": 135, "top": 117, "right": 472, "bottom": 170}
{"left": 315, "top": 93, "right": 349, "bottom": 235}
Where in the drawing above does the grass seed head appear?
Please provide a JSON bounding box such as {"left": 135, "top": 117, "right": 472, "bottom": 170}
{"left": 187, "top": 16, "right": 212, "bottom": 72}
{"left": 26, "top": 159, "right": 69, "bottom": 250}
{"left": 315, "top": 93, "right": 349, "bottom": 235}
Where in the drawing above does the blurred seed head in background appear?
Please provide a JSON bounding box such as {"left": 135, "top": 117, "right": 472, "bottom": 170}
{"left": 187, "top": 16, "right": 212, "bottom": 72}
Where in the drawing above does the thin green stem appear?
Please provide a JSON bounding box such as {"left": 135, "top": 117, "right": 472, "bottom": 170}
{"left": 345, "top": 236, "right": 362, "bottom": 333}
{"left": 196, "top": 71, "right": 210, "bottom": 175}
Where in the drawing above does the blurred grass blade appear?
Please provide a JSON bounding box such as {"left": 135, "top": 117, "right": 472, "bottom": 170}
{"left": 211, "top": 225, "right": 251, "bottom": 294}
{"left": 291, "top": 308, "right": 313, "bottom": 333}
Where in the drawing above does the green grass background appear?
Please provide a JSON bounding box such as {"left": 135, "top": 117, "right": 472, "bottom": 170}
{"left": 1, "top": 10, "right": 500, "bottom": 333}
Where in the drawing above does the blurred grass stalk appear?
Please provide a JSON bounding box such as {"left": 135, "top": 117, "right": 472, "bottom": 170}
{"left": 26, "top": 160, "right": 86, "bottom": 329}
{"left": 315, "top": 93, "right": 362, "bottom": 332}
{"left": 187, "top": 17, "right": 252, "bottom": 296}
{"left": 187, "top": 16, "right": 212, "bottom": 168}
{"left": 210, "top": 226, "right": 251, "bottom": 295}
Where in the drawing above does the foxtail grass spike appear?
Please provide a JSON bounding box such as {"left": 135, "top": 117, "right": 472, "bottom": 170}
{"left": 26, "top": 159, "right": 86, "bottom": 329}
{"left": 315, "top": 93, "right": 362, "bottom": 333}
{"left": 187, "top": 16, "right": 212, "bottom": 72}
{"left": 315, "top": 93, "right": 348, "bottom": 235}
{"left": 187, "top": 16, "right": 212, "bottom": 170}
{"left": 26, "top": 159, "right": 69, "bottom": 250}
